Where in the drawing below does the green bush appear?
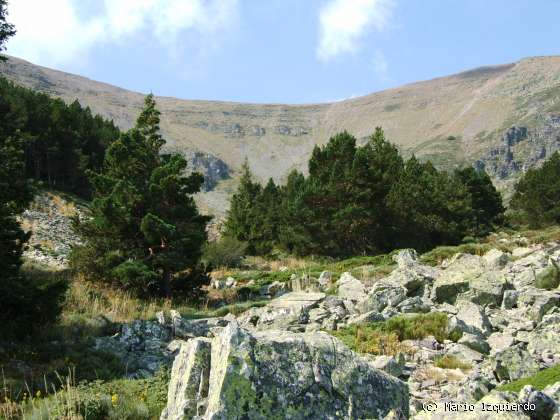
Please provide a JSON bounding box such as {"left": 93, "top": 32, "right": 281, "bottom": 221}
{"left": 497, "top": 364, "right": 560, "bottom": 393}
{"left": 331, "top": 313, "right": 457, "bottom": 356}
{"left": 202, "top": 236, "right": 248, "bottom": 269}
{"left": 434, "top": 355, "right": 471, "bottom": 371}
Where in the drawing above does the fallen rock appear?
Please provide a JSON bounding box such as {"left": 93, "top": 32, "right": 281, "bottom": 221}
{"left": 493, "top": 344, "right": 540, "bottom": 382}
{"left": 518, "top": 385, "right": 557, "bottom": 420}
{"left": 336, "top": 272, "right": 367, "bottom": 301}
{"left": 161, "top": 322, "right": 409, "bottom": 419}
{"left": 488, "top": 333, "right": 516, "bottom": 355}
{"left": 455, "top": 300, "right": 493, "bottom": 337}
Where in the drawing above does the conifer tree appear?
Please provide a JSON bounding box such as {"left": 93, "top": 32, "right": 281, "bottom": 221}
{"left": 511, "top": 151, "right": 560, "bottom": 227}
{"left": 0, "top": 0, "right": 15, "bottom": 61}
{"left": 224, "top": 159, "right": 262, "bottom": 251}
{"left": 455, "top": 166, "right": 504, "bottom": 234}
{"left": 72, "top": 95, "right": 210, "bottom": 297}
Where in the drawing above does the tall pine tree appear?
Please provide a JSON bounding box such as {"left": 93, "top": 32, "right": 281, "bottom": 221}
{"left": 72, "top": 94, "right": 210, "bottom": 297}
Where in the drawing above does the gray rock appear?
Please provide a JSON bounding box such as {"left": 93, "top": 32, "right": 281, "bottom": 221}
{"left": 544, "top": 382, "right": 560, "bottom": 405}
{"left": 458, "top": 333, "right": 490, "bottom": 354}
{"left": 370, "top": 354, "right": 405, "bottom": 378}
{"left": 492, "top": 344, "right": 540, "bottom": 382}
{"left": 336, "top": 272, "right": 367, "bottom": 301}
{"left": 357, "top": 281, "right": 407, "bottom": 314}
{"left": 95, "top": 320, "right": 173, "bottom": 378}
{"left": 512, "top": 247, "right": 534, "bottom": 258}
{"left": 318, "top": 271, "right": 333, "bottom": 288}
{"left": 396, "top": 296, "right": 432, "bottom": 313}
{"left": 161, "top": 322, "right": 409, "bottom": 419}
{"left": 483, "top": 249, "right": 511, "bottom": 268}
{"left": 456, "top": 301, "right": 493, "bottom": 337}
{"left": 488, "top": 333, "right": 516, "bottom": 355}
{"left": 161, "top": 338, "right": 212, "bottom": 420}
{"left": 346, "top": 310, "right": 385, "bottom": 325}
{"left": 503, "top": 290, "right": 520, "bottom": 309}
{"left": 518, "top": 385, "right": 557, "bottom": 420}
{"left": 445, "top": 343, "right": 484, "bottom": 363}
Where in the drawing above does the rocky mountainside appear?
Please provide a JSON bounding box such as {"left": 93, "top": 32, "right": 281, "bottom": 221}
{"left": 91, "top": 239, "right": 560, "bottom": 419}
{"left": 2, "top": 56, "right": 560, "bottom": 213}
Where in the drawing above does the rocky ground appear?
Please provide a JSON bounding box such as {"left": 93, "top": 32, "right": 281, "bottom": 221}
{"left": 18, "top": 191, "right": 82, "bottom": 269}
{"left": 90, "top": 240, "right": 560, "bottom": 419}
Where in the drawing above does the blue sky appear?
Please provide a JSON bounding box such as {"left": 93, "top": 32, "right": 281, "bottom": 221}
{"left": 6, "top": 0, "right": 560, "bottom": 104}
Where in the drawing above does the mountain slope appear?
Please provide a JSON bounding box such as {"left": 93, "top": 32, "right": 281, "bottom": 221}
{"left": 2, "top": 55, "right": 560, "bottom": 214}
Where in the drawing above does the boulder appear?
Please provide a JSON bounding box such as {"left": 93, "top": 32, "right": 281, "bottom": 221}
{"left": 386, "top": 249, "right": 440, "bottom": 296}
{"left": 458, "top": 333, "right": 490, "bottom": 354}
{"left": 336, "top": 272, "right": 367, "bottom": 301}
{"left": 488, "top": 333, "right": 516, "bottom": 355}
{"left": 492, "top": 344, "right": 540, "bottom": 382}
{"left": 518, "top": 385, "right": 557, "bottom": 420}
{"left": 502, "top": 290, "right": 520, "bottom": 309}
{"left": 396, "top": 296, "right": 432, "bottom": 313}
{"left": 318, "top": 271, "right": 333, "bottom": 288}
{"left": 370, "top": 354, "right": 405, "bottom": 378}
{"left": 512, "top": 247, "right": 534, "bottom": 259}
{"left": 346, "top": 310, "right": 385, "bottom": 325}
{"left": 256, "top": 292, "right": 325, "bottom": 331}
{"left": 161, "top": 322, "right": 409, "bottom": 419}
{"left": 519, "top": 291, "right": 560, "bottom": 322}
{"left": 160, "top": 338, "right": 212, "bottom": 419}
{"left": 455, "top": 301, "right": 493, "bottom": 337}
{"left": 356, "top": 281, "right": 407, "bottom": 314}
{"left": 468, "top": 271, "right": 510, "bottom": 307}
{"left": 445, "top": 343, "right": 485, "bottom": 363}
{"left": 535, "top": 261, "right": 560, "bottom": 290}
{"left": 94, "top": 319, "right": 173, "bottom": 378}
{"left": 544, "top": 382, "right": 560, "bottom": 405}
{"left": 483, "top": 249, "right": 511, "bottom": 268}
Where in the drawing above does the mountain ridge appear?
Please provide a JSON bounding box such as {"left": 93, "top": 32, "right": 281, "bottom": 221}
{"left": 2, "top": 55, "right": 560, "bottom": 215}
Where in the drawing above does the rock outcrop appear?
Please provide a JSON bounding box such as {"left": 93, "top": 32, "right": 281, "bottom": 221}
{"left": 161, "top": 322, "right": 409, "bottom": 420}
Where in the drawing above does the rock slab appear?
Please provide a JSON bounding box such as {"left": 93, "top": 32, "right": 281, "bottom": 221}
{"left": 161, "top": 322, "right": 409, "bottom": 419}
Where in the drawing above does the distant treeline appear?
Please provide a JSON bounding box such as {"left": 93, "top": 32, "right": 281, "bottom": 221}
{"left": 0, "top": 77, "right": 120, "bottom": 197}
{"left": 225, "top": 129, "right": 505, "bottom": 257}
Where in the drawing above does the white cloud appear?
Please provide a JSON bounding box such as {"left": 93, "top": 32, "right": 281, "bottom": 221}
{"left": 372, "top": 49, "right": 390, "bottom": 81}
{"left": 6, "top": 0, "right": 239, "bottom": 66}
{"left": 317, "top": 0, "right": 394, "bottom": 61}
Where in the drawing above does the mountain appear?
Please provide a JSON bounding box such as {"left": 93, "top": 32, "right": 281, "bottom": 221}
{"left": 2, "top": 55, "right": 560, "bottom": 215}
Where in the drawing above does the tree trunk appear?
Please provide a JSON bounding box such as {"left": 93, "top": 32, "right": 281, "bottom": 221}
{"left": 163, "top": 270, "right": 172, "bottom": 299}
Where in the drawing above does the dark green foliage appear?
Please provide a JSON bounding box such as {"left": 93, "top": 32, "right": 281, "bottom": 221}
{"left": 0, "top": 129, "right": 67, "bottom": 339}
{"left": 0, "top": 0, "right": 15, "bottom": 61}
{"left": 225, "top": 127, "right": 502, "bottom": 256}
{"left": 71, "top": 95, "right": 210, "bottom": 297}
{"left": 202, "top": 236, "right": 248, "bottom": 269}
{"left": 387, "top": 157, "right": 475, "bottom": 251}
{"left": 511, "top": 151, "right": 560, "bottom": 227}
{"left": 454, "top": 166, "right": 505, "bottom": 234}
{"left": 0, "top": 77, "right": 120, "bottom": 198}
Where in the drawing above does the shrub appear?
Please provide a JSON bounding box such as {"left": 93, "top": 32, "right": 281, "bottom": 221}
{"left": 434, "top": 355, "right": 471, "bottom": 371}
{"left": 331, "top": 313, "right": 455, "bottom": 356}
{"left": 202, "top": 236, "right": 248, "bottom": 269}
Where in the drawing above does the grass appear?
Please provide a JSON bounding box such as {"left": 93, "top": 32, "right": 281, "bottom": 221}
{"left": 497, "top": 364, "right": 560, "bottom": 393}
{"left": 2, "top": 368, "right": 170, "bottom": 420}
{"left": 330, "top": 313, "right": 458, "bottom": 356}
{"left": 434, "top": 355, "right": 471, "bottom": 372}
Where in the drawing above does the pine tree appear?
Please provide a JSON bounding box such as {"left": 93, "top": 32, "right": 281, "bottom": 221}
{"left": 0, "top": 0, "right": 15, "bottom": 61}
{"left": 72, "top": 95, "right": 210, "bottom": 297}
{"left": 224, "top": 159, "right": 262, "bottom": 252}
{"left": 511, "top": 151, "right": 560, "bottom": 227}
{"left": 455, "top": 166, "right": 504, "bottom": 235}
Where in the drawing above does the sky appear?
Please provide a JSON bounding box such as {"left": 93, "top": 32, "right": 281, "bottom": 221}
{"left": 6, "top": 0, "right": 560, "bottom": 104}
